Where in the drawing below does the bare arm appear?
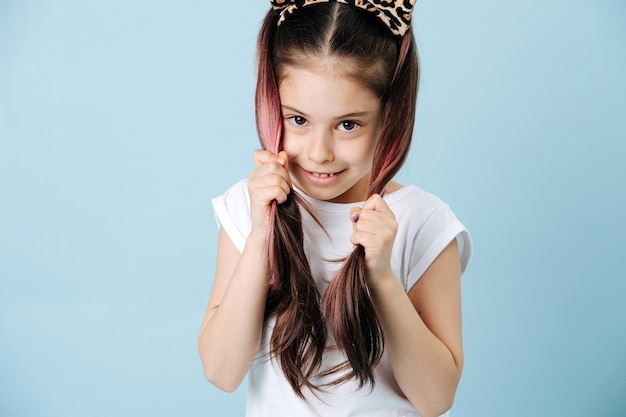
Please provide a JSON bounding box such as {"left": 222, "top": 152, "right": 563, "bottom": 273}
{"left": 197, "top": 228, "right": 269, "bottom": 391}
{"left": 371, "top": 240, "right": 463, "bottom": 417}
{"left": 198, "top": 150, "right": 291, "bottom": 392}
{"left": 350, "top": 196, "right": 463, "bottom": 417}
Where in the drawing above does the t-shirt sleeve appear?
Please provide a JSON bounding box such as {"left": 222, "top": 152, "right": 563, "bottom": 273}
{"left": 211, "top": 179, "right": 252, "bottom": 253}
{"left": 405, "top": 205, "right": 472, "bottom": 291}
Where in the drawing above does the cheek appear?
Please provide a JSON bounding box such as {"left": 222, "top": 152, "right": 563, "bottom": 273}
{"left": 280, "top": 132, "right": 302, "bottom": 156}
{"left": 348, "top": 139, "right": 377, "bottom": 166}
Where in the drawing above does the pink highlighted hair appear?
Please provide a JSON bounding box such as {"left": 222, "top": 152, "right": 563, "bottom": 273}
{"left": 255, "top": 4, "right": 419, "bottom": 397}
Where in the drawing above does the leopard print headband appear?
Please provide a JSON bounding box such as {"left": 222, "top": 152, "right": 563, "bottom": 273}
{"left": 270, "top": 0, "right": 416, "bottom": 37}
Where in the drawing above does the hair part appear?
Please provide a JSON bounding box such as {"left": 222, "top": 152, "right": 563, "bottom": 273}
{"left": 255, "top": 3, "right": 419, "bottom": 397}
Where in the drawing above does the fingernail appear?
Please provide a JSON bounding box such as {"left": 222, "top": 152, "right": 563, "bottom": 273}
{"left": 277, "top": 157, "right": 285, "bottom": 165}
{"left": 351, "top": 213, "right": 359, "bottom": 223}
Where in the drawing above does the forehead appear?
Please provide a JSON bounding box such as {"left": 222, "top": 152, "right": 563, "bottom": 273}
{"left": 275, "top": 49, "right": 389, "bottom": 95}
{"left": 278, "top": 62, "right": 381, "bottom": 116}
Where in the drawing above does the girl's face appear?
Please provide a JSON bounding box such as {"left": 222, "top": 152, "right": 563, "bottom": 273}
{"left": 278, "top": 62, "right": 383, "bottom": 204}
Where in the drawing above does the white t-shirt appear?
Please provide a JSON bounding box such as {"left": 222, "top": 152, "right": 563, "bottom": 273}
{"left": 212, "top": 179, "right": 472, "bottom": 417}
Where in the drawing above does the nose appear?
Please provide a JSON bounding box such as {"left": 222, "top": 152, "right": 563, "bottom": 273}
{"left": 306, "top": 129, "right": 334, "bottom": 164}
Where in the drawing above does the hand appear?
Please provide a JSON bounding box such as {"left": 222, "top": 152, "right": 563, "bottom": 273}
{"left": 247, "top": 149, "right": 291, "bottom": 239}
{"left": 349, "top": 194, "right": 398, "bottom": 280}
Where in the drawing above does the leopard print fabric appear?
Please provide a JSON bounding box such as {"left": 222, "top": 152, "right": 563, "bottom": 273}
{"left": 270, "top": 0, "right": 416, "bottom": 36}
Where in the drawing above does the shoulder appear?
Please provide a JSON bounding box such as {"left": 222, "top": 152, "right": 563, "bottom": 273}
{"left": 385, "top": 183, "right": 452, "bottom": 224}
{"left": 214, "top": 179, "right": 250, "bottom": 208}
{"left": 387, "top": 184, "right": 472, "bottom": 287}
{"left": 211, "top": 179, "right": 252, "bottom": 253}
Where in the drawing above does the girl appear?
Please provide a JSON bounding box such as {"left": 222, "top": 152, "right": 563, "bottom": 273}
{"left": 198, "top": 2, "right": 472, "bottom": 416}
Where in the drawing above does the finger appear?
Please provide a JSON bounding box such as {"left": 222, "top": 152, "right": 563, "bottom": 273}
{"left": 351, "top": 209, "right": 398, "bottom": 243}
{"left": 253, "top": 149, "right": 287, "bottom": 167}
{"left": 350, "top": 207, "right": 361, "bottom": 223}
{"left": 351, "top": 207, "right": 393, "bottom": 235}
{"left": 249, "top": 159, "right": 292, "bottom": 206}
{"left": 361, "top": 194, "right": 386, "bottom": 211}
{"left": 350, "top": 232, "right": 360, "bottom": 246}
{"left": 249, "top": 171, "right": 291, "bottom": 199}
{"left": 252, "top": 152, "right": 291, "bottom": 185}
{"left": 350, "top": 232, "right": 376, "bottom": 247}
{"left": 256, "top": 185, "right": 290, "bottom": 205}
{"left": 351, "top": 205, "right": 388, "bottom": 228}
{"left": 361, "top": 194, "right": 395, "bottom": 220}
{"left": 350, "top": 214, "right": 388, "bottom": 243}
{"left": 352, "top": 215, "right": 380, "bottom": 231}
{"left": 248, "top": 179, "right": 290, "bottom": 208}
{"left": 253, "top": 149, "right": 269, "bottom": 167}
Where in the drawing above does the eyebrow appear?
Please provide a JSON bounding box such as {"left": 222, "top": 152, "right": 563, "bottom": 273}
{"left": 281, "top": 105, "right": 373, "bottom": 120}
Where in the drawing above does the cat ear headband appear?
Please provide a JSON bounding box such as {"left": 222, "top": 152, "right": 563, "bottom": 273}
{"left": 270, "top": 0, "right": 416, "bottom": 37}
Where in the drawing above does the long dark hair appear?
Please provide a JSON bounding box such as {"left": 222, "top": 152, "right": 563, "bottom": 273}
{"left": 255, "top": 3, "right": 419, "bottom": 397}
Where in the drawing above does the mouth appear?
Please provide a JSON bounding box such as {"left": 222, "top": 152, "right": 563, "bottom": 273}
{"left": 301, "top": 168, "right": 344, "bottom": 184}
{"left": 310, "top": 172, "right": 337, "bottom": 178}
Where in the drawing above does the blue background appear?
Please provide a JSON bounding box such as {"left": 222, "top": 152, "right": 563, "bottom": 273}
{"left": 1, "top": 1, "right": 624, "bottom": 416}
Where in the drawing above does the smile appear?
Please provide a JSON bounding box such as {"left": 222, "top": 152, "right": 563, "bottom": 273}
{"left": 302, "top": 168, "right": 345, "bottom": 184}
{"left": 311, "top": 172, "right": 336, "bottom": 178}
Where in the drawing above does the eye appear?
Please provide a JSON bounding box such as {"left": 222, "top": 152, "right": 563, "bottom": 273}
{"left": 338, "top": 120, "right": 359, "bottom": 132}
{"left": 288, "top": 115, "right": 307, "bottom": 126}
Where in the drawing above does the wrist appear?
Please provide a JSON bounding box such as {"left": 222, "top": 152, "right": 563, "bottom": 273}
{"left": 368, "top": 266, "right": 398, "bottom": 293}
{"left": 246, "top": 230, "right": 269, "bottom": 251}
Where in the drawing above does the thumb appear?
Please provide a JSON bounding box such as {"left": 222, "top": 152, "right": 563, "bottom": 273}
{"left": 350, "top": 207, "right": 361, "bottom": 223}
{"left": 277, "top": 151, "right": 289, "bottom": 167}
